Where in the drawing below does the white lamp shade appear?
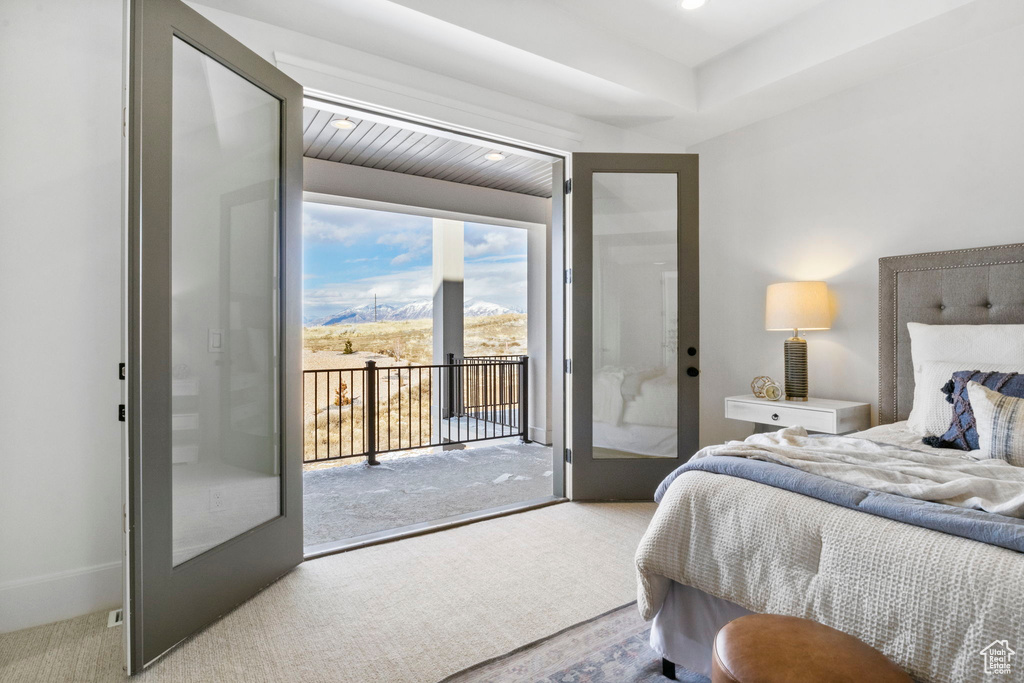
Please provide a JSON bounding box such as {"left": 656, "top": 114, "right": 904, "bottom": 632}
{"left": 765, "top": 281, "right": 831, "bottom": 331}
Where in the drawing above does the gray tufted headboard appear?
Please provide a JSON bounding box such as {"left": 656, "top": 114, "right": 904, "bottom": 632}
{"left": 878, "top": 242, "right": 1024, "bottom": 424}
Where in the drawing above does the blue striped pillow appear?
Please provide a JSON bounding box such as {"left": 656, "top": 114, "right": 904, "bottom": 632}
{"left": 966, "top": 381, "right": 1024, "bottom": 465}
{"left": 924, "top": 370, "right": 1024, "bottom": 451}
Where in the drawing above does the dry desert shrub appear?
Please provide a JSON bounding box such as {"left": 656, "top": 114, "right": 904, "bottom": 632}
{"left": 303, "top": 368, "right": 435, "bottom": 463}
{"left": 303, "top": 313, "right": 526, "bottom": 366}
{"left": 301, "top": 313, "right": 526, "bottom": 469}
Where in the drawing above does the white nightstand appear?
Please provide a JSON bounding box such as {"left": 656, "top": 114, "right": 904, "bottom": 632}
{"left": 724, "top": 395, "right": 871, "bottom": 435}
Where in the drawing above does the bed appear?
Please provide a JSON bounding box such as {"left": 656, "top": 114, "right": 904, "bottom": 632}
{"left": 594, "top": 366, "right": 677, "bottom": 457}
{"left": 635, "top": 243, "right": 1024, "bottom": 683}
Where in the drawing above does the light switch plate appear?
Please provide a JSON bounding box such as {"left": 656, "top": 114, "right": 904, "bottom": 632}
{"left": 208, "top": 328, "right": 224, "bottom": 353}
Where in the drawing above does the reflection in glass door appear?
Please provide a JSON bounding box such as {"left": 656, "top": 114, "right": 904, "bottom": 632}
{"left": 591, "top": 173, "right": 679, "bottom": 459}
{"left": 170, "top": 37, "right": 282, "bottom": 566}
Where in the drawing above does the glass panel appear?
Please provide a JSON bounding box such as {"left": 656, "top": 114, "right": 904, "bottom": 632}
{"left": 171, "top": 38, "right": 281, "bottom": 565}
{"left": 591, "top": 173, "right": 678, "bottom": 459}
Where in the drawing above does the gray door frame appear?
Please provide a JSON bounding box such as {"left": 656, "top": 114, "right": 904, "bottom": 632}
{"left": 126, "top": 0, "right": 304, "bottom": 671}
{"left": 550, "top": 158, "right": 566, "bottom": 499}
{"left": 567, "top": 153, "right": 699, "bottom": 501}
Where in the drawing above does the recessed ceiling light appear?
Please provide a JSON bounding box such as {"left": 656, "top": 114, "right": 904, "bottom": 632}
{"left": 484, "top": 152, "right": 506, "bottom": 161}
{"left": 680, "top": 0, "right": 706, "bottom": 8}
{"left": 331, "top": 118, "right": 356, "bottom": 130}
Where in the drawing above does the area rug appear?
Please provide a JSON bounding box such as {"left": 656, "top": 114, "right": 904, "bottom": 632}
{"left": 439, "top": 603, "right": 707, "bottom": 683}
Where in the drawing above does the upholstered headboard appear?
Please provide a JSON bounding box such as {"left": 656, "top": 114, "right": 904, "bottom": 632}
{"left": 878, "top": 243, "right": 1024, "bottom": 424}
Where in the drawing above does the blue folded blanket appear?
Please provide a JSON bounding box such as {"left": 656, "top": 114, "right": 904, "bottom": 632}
{"left": 656, "top": 455, "right": 1024, "bottom": 553}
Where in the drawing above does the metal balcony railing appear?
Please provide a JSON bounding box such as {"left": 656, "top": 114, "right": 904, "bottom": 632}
{"left": 302, "top": 355, "right": 529, "bottom": 465}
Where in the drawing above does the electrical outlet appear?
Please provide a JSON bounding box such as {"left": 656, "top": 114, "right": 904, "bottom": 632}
{"left": 209, "top": 488, "right": 225, "bottom": 511}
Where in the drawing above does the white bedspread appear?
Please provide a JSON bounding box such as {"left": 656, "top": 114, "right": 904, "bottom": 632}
{"left": 637, "top": 425, "right": 1024, "bottom": 683}
{"left": 697, "top": 426, "right": 1024, "bottom": 517}
{"left": 593, "top": 367, "right": 625, "bottom": 425}
{"left": 856, "top": 420, "right": 979, "bottom": 457}
{"left": 636, "top": 471, "right": 1024, "bottom": 683}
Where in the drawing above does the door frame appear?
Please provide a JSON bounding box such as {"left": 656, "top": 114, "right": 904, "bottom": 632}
{"left": 125, "top": 0, "right": 304, "bottom": 671}
{"left": 566, "top": 153, "right": 700, "bottom": 501}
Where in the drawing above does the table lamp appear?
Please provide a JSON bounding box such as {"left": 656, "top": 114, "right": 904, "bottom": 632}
{"left": 765, "top": 281, "right": 831, "bottom": 401}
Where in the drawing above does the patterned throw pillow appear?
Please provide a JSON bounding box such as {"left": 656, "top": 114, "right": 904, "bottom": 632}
{"left": 966, "top": 381, "right": 1024, "bottom": 466}
{"left": 924, "top": 370, "right": 1024, "bottom": 451}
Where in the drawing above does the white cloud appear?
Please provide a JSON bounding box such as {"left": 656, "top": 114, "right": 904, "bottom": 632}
{"left": 464, "top": 258, "right": 527, "bottom": 311}
{"left": 466, "top": 254, "right": 527, "bottom": 263}
{"left": 302, "top": 215, "right": 372, "bottom": 245}
{"left": 303, "top": 257, "right": 528, "bottom": 315}
{"left": 303, "top": 203, "right": 430, "bottom": 252}
{"left": 302, "top": 207, "right": 529, "bottom": 316}
{"left": 304, "top": 266, "right": 434, "bottom": 312}
{"left": 464, "top": 229, "right": 517, "bottom": 258}
{"left": 376, "top": 229, "right": 431, "bottom": 265}
{"left": 390, "top": 252, "right": 417, "bottom": 265}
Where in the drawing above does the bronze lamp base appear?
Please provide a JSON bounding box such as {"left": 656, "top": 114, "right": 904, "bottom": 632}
{"left": 784, "top": 334, "right": 808, "bottom": 401}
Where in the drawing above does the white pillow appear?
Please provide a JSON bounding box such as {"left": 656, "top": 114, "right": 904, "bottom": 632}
{"left": 906, "top": 323, "right": 1024, "bottom": 436}
{"left": 910, "top": 360, "right": 1023, "bottom": 436}
{"left": 966, "top": 381, "right": 1024, "bottom": 465}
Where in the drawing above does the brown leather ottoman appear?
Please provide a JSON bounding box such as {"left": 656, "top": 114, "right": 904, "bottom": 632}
{"left": 711, "top": 614, "right": 912, "bottom": 683}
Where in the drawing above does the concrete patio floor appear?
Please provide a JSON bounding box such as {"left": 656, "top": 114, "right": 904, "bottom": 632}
{"left": 303, "top": 439, "right": 554, "bottom": 549}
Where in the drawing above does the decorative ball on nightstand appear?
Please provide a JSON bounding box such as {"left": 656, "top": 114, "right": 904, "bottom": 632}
{"left": 751, "top": 376, "right": 782, "bottom": 401}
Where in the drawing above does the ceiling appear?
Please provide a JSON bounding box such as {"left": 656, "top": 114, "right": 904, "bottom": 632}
{"left": 195, "top": 0, "right": 1024, "bottom": 148}
{"left": 303, "top": 106, "right": 554, "bottom": 197}
{"left": 506, "top": 0, "right": 829, "bottom": 69}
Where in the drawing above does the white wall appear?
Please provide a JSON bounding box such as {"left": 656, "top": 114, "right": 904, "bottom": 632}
{"left": 694, "top": 22, "right": 1024, "bottom": 447}
{"left": 0, "top": 0, "right": 126, "bottom": 631}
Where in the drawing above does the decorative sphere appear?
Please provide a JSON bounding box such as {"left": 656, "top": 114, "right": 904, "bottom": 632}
{"left": 751, "top": 375, "right": 782, "bottom": 400}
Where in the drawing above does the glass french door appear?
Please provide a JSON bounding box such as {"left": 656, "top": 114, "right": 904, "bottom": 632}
{"left": 126, "top": 0, "right": 303, "bottom": 671}
{"left": 567, "top": 154, "right": 699, "bottom": 500}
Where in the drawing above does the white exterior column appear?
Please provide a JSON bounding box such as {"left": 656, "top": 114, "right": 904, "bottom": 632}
{"left": 432, "top": 219, "right": 464, "bottom": 425}
{"left": 526, "top": 219, "right": 552, "bottom": 445}
{"left": 432, "top": 218, "right": 464, "bottom": 366}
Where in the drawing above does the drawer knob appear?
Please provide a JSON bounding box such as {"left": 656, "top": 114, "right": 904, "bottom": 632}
{"left": 771, "top": 413, "right": 780, "bottom": 421}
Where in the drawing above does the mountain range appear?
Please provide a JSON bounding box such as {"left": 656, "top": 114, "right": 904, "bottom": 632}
{"left": 306, "top": 299, "right": 521, "bottom": 326}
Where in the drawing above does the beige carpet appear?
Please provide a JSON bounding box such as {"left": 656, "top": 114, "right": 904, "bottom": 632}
{"left": 0, "top": 502, "right": 656, "bottom": 683}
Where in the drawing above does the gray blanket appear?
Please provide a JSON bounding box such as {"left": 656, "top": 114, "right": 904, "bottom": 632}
{"left": 656, "top": 435, "right": 1024, "bottom": 553}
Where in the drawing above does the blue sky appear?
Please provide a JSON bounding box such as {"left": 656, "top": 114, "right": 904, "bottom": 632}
{"left": 302, "top": 202, "right": 528, "bottom": 320}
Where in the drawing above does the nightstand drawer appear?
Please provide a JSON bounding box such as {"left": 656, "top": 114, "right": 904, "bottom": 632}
{"left": 725, "top": 399, "right": 837, "bottom": 433}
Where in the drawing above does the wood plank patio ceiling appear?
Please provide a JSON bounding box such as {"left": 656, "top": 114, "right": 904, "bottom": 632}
{"left": 302, "top": 106, "right": 553, "bottom": 198}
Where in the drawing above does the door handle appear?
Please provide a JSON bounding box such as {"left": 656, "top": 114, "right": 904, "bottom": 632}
{"left": 686, "top": 367, "right": 699, "bottom": 377}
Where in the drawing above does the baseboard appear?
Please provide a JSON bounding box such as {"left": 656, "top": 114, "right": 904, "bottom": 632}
{"left": 528, "top": 426, "right": 552, "bottom": 445}
{"left": 0, "top": 560, "right": 122, "bottom": 633}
